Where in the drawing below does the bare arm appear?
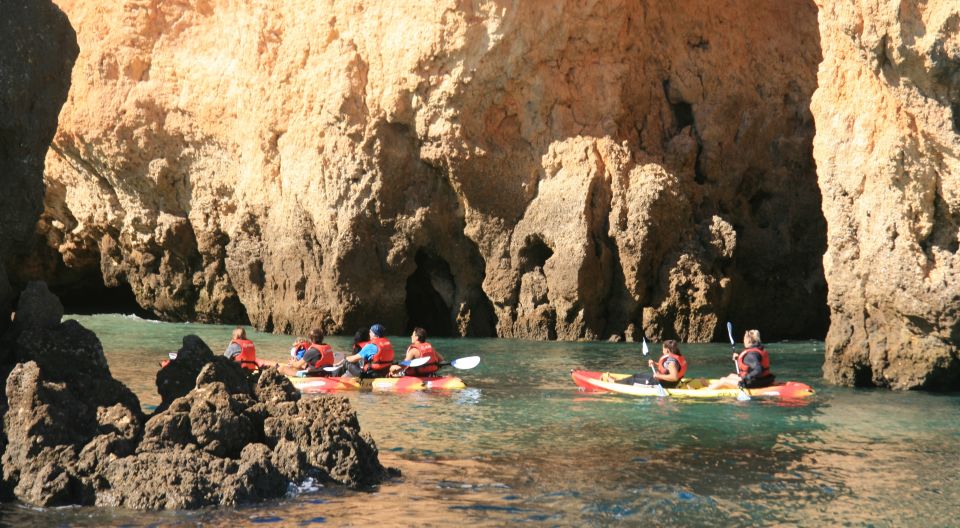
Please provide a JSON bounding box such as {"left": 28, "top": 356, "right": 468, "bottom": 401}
{"left": 654, "top": 362, "right": 680, "bottom": 383}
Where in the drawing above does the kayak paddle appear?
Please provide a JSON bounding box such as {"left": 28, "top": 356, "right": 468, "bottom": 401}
{"left": 398, "top": 356, "right": 480, "bottom": 369}
{"left": 398, "top": 356, "right": 432, "bottom": 368}
{"left": 643, "top": 337, "right": 669, "bottom": 397}
{"left": 441, "top": 356, "right": 481, "bottom": 369}
{"left": 727, "top": 322, "right": 751, "bottom": 401}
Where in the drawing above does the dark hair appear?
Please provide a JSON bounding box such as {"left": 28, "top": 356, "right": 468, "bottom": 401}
{"left": 413, "top": 327, "right": 428, "bottom": 343}
{"left": 663, "top": 339, "right": 681, "bottom": 355}
{"left": 352, "top": 327, "right": 369, "bottom": 353}
{"left": 308, "top": 328, "right": 324, "bottom": 344}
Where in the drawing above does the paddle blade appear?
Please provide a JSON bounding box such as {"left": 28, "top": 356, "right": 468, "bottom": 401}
{"left": 655, "top": 384, "right": 668, "bottom": 397}
{"left": 737, "top": 388, "right": 752, "bottom": 401}
{"left": 726, "top": 321, "right": 735, "bottom": 346}
{"left": 450, "top": 356, "right": 480, "bottom": 369}
{"left": 168, "top": 352, "right": 178, "bottom": 360}
{"left": 400, "top": 356, "right": 431, "bottom": 368}
{"left": 322, "top": 366, "right": 340, "bottom": 372}
{"left": 642, "top": 338, "right": 649, "bottom": 356}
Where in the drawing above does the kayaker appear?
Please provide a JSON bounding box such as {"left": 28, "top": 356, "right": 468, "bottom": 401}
{"left": 706, "top": 329, "right": 775, "bottom": 390}
{"left": 278, "top": 329, "right": 335, "bottom": 376}
{"left": 331, "top": 323, "right": 394, "bottom": 378}
{"left": 603, "top": 340, "right": 687, "bottom": 388}
{"left": 389, "top": 326, "right": 444, "bottom": 377}
{"left": 351, "top": 327, "right": 369, "bottom": 354}
{"left": 224, "top": 326, "right": 276, "bottom": 371}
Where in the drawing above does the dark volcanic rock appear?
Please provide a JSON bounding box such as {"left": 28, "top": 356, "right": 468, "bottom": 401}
{"left": 2, "top": 285, "right": 389, "bottom": 509}
{"left": 0, "top": 0, "right": 77, "bottom": 333}
{"left": 154, "top": 335, "right": 253, "bottom": 413}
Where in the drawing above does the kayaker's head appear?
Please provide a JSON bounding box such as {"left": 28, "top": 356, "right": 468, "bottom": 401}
{"left": 352, "top": 327, "right": 369, "bottom": 353}
{"left": 232, "top": 326, "right": 247, "bottom": 341}
{"left": 309, "top": 328, "right": 324, "bottom": 344}
{"left": 411, "top": 327, "right": 427, "bottom": 344}
{"left": 662, "top": 339, "right": 680, "bottom": 356}
{"left": 370, "top": 323, "right": 386, "bottom": 339}
{"left": 744, "top": 329, "right": 762, "bottom": 348}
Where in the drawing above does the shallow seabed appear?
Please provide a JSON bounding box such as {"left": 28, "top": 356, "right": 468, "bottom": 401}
{"left": 2, "top": 314, "right": 958, "bottom": 527}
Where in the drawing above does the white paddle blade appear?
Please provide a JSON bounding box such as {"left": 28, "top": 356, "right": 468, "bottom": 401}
{"left": 322, "top": 366, "right": 340, "bottom": 372}
{"left": 642, "top": 338, "right": 649, "bottom": 356}
{"left": 400, "top": 356, "right": 431, "bottom": 368}
{"left": 737, "top": 390, "right": 752, "bottom": 401}
{"left": 726, "top": 322, "right": 735, "bottom": 345}
{"left": 168, "top": 352, "right": 178, "bottom": 360}
{"left": 655, "top": 384, "right": 669, "bottom": 397}
{"left": 450, "top": 356, "right": 481, "bottom": 369}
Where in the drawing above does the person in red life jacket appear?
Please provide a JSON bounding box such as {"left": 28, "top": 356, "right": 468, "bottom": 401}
{"left": 603, "top": 340, "right": 687, "bottom": 388}
{"left": 278, "top": 329, "right": 335, "bottom": 377}
{"left": 224, "top": 326, "right": 276, "bottom": 371}
{"left": 332, "top": 323, "right": 394, "bottom": 378}
{"left": 389, "top": 327, "right": 444, "bottom": 377}
{"left": 707, "top": 329, "right": 776, "bottom": 390}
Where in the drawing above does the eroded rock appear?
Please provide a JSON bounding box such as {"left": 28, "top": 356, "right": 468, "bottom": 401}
{"left": 18, "top": 0, "right": 827, "bottom": 343}
{"left": 811, "top": 0, "right": 960, "bottom": 390}
{"left": 1, "top": 284, "right": 389, "bottom": 508}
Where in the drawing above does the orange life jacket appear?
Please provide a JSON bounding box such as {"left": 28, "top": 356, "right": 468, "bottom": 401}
{"left": 406, "top": 342, "right": 440, "bottom": 376}
{"left": 308, "top": 343, "right": 335, "bottom": 368}
{"left": 737, "top": 347, "right": 771, "bottom": 378}
{"left": 363, "top": 337, "right": 394, "bottom": 373}
{"left": 657, "top": 352, "right": 687, "bottom": 380}
{"left": 232, "top": 339, "right": 259, "bottom": 371}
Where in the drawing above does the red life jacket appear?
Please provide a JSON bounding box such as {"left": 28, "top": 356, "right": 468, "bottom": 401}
{"left": 363, "top": 337, "right": 394, "bottom": 373}
{"left": 737, "top": 347, "right": 771, "bottom": 378}
{"left": 406, "top": 342, "right": 440, "bottom": 376}
{"left": 657, "top": 352, "right": 687, "bottom": 379}
{"left": 232, "top": 339, "right": 259, "bottom": 371}
{"left": 308, "top": 343, "right": 335, "bottom": 368}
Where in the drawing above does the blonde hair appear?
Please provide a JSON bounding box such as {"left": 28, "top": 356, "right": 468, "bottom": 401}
{"left": 232, "top": 326, "right": 247, "bottom": 340}
{"left": 744, "top": 329, "right": 761, "bottom": 348}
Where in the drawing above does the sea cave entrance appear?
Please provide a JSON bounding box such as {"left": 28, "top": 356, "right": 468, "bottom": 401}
{"left": 404, "top": 250, "right": 456, "bottom": 337}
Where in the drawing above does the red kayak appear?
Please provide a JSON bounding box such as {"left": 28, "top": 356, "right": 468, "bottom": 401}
{"left": 571, "top": 370, "right": 815, "bottom": 399}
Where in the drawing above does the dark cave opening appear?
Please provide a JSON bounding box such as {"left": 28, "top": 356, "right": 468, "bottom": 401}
{"left": 404, "top": 250, "right": 456, "bottom": 337}
{"left": 518, "top": 234, "right": 554, "bottom": 275}
{"left": 50, "top": 272, "right": 154, "bottom": 319}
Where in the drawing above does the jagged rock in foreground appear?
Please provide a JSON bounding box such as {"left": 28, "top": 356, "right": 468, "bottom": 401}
{"left": 1, "top": 283, "right": 389, "bottom": 508}
{"left": 811, "top": 1, "right": 960, "bottom": 390}
{"left": 20, "top": 0, "right": 827, "bottom": 342}
{"left": 0, "top": 0, "right": 77, "bottom": 333}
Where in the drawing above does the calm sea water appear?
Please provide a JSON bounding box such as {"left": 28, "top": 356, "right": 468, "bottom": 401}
{"left": 3, "top": 314, "right": 958, "bottom": 527}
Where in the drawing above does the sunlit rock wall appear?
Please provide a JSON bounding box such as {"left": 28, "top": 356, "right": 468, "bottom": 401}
{"left": 25, "top": 0, "right": 826, "bottom": 341}
{"left": 812, "top": 0, "right": 960, "bottom": 389}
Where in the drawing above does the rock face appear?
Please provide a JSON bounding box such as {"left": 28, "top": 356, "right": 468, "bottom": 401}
{"left": 17, "top": 0, "right": 828, "bottom": 342}
{"left": 0, "top": 282, "right": 388, "bottom": 508}
{"left": 0, "top": 0, "right": 77, "bottom": 333}
{"left": 812, "top": 1, "right": 960, "bottom": 390}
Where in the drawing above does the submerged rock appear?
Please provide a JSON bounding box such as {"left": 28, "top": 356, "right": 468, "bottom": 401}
{"left": 0, "top": 283, "right": 389, "bottom": 509}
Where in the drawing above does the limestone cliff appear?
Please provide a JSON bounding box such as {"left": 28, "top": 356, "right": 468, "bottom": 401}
{"left": 20, "top": 0, "right": 827, "bottom": 342}
{"left": 812, "top": 1, "right": 960, "bottom": 389}
{"left": 0, "top": 0, "right": 77, "bottom": 334}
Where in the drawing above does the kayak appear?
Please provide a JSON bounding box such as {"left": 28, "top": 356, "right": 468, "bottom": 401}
{"left": 571, "top": 370, "right": 815, "bottom": 399}
{"left": 287, "top": 375, "right": 466, "bottom": 393}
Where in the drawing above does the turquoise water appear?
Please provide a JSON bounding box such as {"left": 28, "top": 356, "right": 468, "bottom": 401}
{"left": 3, "top": 314, "right": 959, "bottom": 526}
